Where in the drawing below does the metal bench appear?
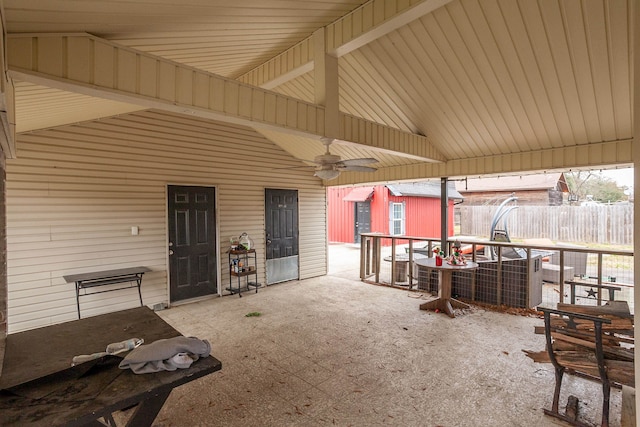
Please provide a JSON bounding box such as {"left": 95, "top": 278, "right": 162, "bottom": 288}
{"left": 64, "top": 266, "right": 150, "bottom": 319}
{"left": 566, "top": 280, "right": 622, "bottom": 305}
{"left": 526, "top": 304, "right": 634, "bottom": 426}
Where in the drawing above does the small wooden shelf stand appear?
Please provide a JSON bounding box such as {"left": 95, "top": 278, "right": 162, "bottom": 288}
{"left": 227, "top": 249, "right": 259, "bottom": 297}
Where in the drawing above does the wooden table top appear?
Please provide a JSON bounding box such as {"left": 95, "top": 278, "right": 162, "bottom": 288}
{"left": 0, "top": 307, "right": 222, "bottom": 427}
{"left": 414, "top": 258, "right": 479, "bottom": 271}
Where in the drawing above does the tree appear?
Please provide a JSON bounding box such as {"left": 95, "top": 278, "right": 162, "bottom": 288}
{"left": 565, "top": 171, "right": 627, "bottom": 204}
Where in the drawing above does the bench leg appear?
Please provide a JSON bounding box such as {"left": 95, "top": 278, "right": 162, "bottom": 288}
{"left": 593, "top": 321, "right": 611, "bottom": 427}
{"left": 137, "top": 276, "right": 144, "bottom": 307}
{"left": 125, "top": 389, "right": 171, "bottom": 427}
{"left": 543, "top": 366, "right": 598, "bottom": 427}
{"left": 601, "top": 380, "right": 611, "bottom": 427}
{"left": 551, "top": 366, "right": 564, "bottom": 413}
{"left": 76, "top": 282, "right": 82, "bottom": 319}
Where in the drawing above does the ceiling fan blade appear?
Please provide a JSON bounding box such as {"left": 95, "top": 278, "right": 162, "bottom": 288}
{"left": 337, "top": 165, "right": 377, "bottom": 172}
{"left": 338, "top": 158, "right": 377, "bottom": 166}
{"left": 272, "top": 164, "right": 315, "bottom": 170}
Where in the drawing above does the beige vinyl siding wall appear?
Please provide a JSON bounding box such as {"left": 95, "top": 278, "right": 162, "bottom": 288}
{"left": 6, "top": 110, "right": 327, "bottom": 333}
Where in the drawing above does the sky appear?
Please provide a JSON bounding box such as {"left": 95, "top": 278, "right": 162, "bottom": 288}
{"left": 598, "top": 167, "right": 634, "bottom": 189}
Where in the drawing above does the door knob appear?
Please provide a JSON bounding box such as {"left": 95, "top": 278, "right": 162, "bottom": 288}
{"left": 169, "top": 250, "right": 174, "bottom": 255}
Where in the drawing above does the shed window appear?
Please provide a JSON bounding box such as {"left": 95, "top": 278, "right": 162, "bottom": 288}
{"left": 389, "top": 202, "right": 405, "bottom": 235}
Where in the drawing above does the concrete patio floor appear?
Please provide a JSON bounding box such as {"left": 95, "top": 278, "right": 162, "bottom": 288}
{"left": 147, "top": 243, "right": 623, "bottom": 426}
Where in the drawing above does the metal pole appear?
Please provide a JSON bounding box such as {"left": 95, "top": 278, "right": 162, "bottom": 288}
{"left": 441, "top": 177, "right": 449, "bottom": 255}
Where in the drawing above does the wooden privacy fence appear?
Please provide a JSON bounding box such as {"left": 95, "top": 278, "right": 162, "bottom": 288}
{"left": 459, "top": 205, "right": 633, "bottom": 245}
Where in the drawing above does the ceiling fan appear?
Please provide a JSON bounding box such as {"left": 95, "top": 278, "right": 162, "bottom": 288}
{"left": 313, "top": 138, "right": 377, "bottom": 180}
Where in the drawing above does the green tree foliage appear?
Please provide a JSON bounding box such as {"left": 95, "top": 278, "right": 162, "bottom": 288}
{"left": 566, "top": 171, "right": 627, "bottom": 203}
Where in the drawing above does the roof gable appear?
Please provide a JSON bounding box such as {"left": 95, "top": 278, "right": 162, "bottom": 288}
{"left": 457, "top": 173, "right": 568, "bottom": 193}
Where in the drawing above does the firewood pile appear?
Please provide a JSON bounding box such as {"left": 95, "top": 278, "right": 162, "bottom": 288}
{"left": 523, "top": 301, "right": 634, "bottom": 426}
{"left": 524, "top": 301, "right": 634, "bottom": 387}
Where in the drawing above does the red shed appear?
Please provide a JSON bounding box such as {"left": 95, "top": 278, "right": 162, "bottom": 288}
{"left": 328, "top": 182, "right": 463, "bottom": 245}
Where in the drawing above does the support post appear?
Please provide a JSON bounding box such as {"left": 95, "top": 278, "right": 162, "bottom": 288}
{"left": 440, "top": 177, "right": 448, "bottom": 255}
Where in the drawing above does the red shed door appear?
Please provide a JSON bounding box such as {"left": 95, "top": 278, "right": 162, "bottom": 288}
{"left": 354, "top": 201, "right": 371, "bottom": 243}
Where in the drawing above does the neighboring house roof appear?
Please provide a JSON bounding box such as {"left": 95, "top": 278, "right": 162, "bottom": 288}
{"left": 386, "top": 182, "right": 463, "bottom": 200}
{"left": 457, "top": 173, "right": 568, "bottom": 193}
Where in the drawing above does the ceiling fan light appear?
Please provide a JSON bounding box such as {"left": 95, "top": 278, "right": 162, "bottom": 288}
{"left": 314, "top": 169, "right": 340, "bottom": 180}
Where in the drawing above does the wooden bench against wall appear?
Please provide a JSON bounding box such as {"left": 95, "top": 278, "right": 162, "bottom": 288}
{"left": 524, "top": 302, "right": 634, "bottom": 427}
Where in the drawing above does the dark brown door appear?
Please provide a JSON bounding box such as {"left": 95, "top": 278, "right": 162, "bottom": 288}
{"left": 168, "top": 185, "right": 217, "bottom": 302}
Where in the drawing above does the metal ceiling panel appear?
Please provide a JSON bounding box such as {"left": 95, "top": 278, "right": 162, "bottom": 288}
{"left": 332, "top": 0, "right": 632, "bottom": 162}
{"left": 4, "top": 0, "right": 633, "bottom": 182}
{"left": 14, "top": 81, "right": 146, "bottom": 133}
{"left": 5, "top": 0, "right": 367, "bottom": 79}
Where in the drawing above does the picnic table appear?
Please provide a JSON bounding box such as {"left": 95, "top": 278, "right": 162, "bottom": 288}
{"left": 0, "top": 306, "right": 222, "bottom": 427}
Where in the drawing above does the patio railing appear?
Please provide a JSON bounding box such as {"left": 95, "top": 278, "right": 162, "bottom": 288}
{"left": 359, "top": 233, "right": 634, "bottom": 314}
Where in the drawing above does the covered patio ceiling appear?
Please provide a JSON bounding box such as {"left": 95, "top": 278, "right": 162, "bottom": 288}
{"left": 2, "top": 0, "right": 634, "bottom": 185}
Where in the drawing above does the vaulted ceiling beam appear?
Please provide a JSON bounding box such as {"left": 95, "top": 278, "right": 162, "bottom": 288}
{"left": 238, "top": 0, "right": 453, "bottom": 88}
{"left": 7, "top": 34, "right": 445, "bottom": 162}
{"left": 314, "top": 28, "right": 340, "bottom": 140}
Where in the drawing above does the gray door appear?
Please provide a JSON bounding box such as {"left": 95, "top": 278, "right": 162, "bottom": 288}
{"left": 168, "top": 185, "right": 217, "bottom": 302}
{"left": 265, "top": 189, "right": 299, "bottom": 284}
{"left": 354, "top": 201, "right": 371, "bottom": 243}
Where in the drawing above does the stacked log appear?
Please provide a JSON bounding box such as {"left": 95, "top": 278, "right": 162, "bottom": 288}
{"left": 523, "top": 301, "right": 635, "bottom": 388}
